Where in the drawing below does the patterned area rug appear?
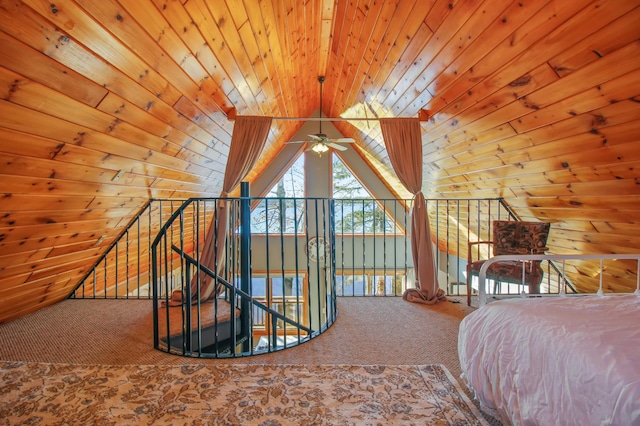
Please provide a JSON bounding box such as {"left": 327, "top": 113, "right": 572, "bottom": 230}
{"left": 0, "top": 362, "right": 488, "bottom": 425}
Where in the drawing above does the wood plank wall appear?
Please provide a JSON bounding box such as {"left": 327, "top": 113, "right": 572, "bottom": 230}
{"left": 330, "top": 0, "right": 640, "bottom": 293}
{"left": 0, "top": 0, "right": 639, "bottom": 321}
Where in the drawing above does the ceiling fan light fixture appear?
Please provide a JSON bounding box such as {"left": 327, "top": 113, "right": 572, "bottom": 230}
{"left": 311, "top": 142, "right": 329, "bottom": 154}
{"left": 285, "top": 77, "right": 355, "bottom": 152}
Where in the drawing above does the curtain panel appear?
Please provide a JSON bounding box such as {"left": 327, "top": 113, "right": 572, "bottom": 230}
{"left": 166, "top": 115, "right": 272, "bottom": 306}
{"left": 380, "top": 118, "right": 446, "bottom": 305}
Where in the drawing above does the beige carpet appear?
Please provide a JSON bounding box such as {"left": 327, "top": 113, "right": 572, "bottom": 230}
{"left": 0, "top": 296, "right": 501, "bottom": 425}
{"left": 0, "top": 362, "right": 489, "bottom": 425}
{"left": 0, "top": 297, "right": 473, "bottom": 372}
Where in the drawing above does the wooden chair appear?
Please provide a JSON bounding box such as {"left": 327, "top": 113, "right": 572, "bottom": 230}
{"left": 466, "top": 220, "right": 551, "bottom": 306}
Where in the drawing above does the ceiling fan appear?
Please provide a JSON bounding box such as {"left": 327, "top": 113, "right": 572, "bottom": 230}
{"left": 286, "top": 76, "right": 355, "bottom": 155}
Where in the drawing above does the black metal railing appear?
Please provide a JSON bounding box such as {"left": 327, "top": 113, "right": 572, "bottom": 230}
{"left": 159, "top": 246, "right": 313, "bottom": 356}
{"left": 70, "top": 199, "right": 187, "bottom": 299}
{"left": 71, "top": 192, "right": 575, "bottom": 356}
{"left": 70, "top": 196, "right": 532, "bottom": 301}
{"left": 151, "top": 184, "right": 339, "bottom": 357}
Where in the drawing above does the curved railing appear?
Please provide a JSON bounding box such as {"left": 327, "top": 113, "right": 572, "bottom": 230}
{"left": 150, "top": 187, "right": 338, "bottom": 357}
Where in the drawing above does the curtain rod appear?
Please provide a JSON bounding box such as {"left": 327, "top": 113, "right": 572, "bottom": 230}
{"left": 226, "top": 109, "right": 431, "bottom": 122}
{"left": 272, "top": 117, "right": 379, "bottom": 122}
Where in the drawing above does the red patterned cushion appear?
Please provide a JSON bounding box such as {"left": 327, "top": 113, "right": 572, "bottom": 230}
{"left": 470, "top": 260, "right": 544, "bottom": 292}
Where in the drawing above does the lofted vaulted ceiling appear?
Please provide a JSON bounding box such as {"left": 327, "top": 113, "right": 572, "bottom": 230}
{"left": 1, "top": 0, "right": 640, "bottom": 321}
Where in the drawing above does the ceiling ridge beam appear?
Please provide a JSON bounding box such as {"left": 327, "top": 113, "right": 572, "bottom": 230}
{"left": 227, "top": 108, "right": 431, "bottom": 122}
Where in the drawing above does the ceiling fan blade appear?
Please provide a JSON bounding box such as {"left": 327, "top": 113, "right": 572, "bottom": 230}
{"left": 308, "top": 134, "right": 324, "bottom": 142}
{"left": 285, "top": 140, "right": 307, "bottom": 144}
{"left": 332, "top": 138, "right": 355, "bottom": 143}
{"left": 326, "top": 142, "right": 348, "bottom": 151}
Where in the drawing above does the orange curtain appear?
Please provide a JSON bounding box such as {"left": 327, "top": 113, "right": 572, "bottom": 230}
{"left": 167, "top": 116, "right": 272, "bottom": 306}
{"left": 380, "top": 118, "right": 446, "bottom": 305}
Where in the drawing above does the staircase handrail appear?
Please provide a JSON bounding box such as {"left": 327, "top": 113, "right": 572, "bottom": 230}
{"left": 150, "top": 198, "right": 200, "bottom": 249}
{"left": 171, "top": 245, "right": 314, "bottom": 335}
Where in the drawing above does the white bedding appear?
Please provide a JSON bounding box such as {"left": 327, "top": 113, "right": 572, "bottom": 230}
{"left": 458, "top": 295, "right": 640, "bottom": 426}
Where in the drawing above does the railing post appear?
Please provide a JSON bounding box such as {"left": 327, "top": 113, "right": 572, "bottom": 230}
{"left": 240, "top": 182, "right": 252, "bottom": 352}
{"left": 184, "top": 261, "right": 192, "bottom": 353}
{"left": 152, "top": 237, "right": 159, "bottom": 350}
{"left": 329, "top": 199, "right": 337, "bottom": 317}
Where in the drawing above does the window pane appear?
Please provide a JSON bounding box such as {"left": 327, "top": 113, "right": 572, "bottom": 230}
{"left": 272, "top": 277, "right": 302, "bottom": 297}
{"left": 267, "top": 156, "right": 305, "bottom": 198}
{"left": 251, "top": 198, "right": 306, "bottom": 234}
{"left": 336, "top": 274, "right": 367, "bottom": 296}
{"left": 332, "top": 154, "right": 370, "bottom": 198}
{"left": 250, "top": 155, "right": 306, "bottom": 234}
{"left": 334, "top": 199, "right": 398, "bottom": 233}
{"left": 372, "top": 275, "right": 395, "bottom": 295}
{"left": 251, "top": 277, "right": 267, "bottom": 297}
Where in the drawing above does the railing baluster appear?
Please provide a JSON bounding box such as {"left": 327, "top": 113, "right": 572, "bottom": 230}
{"left": 304, "top": 199, "right": 313, "bottom": 338}
{"left": 278, "top": 197, "right": 287, "bottom": 348}
{"left": 103, "top": 254, "right": 107, "bottom": 299}
{"left": 125, "top": 230, "right": 129, "bottom": 297}
{"left": 293, "top": 197, "right": 301, "bottom": 345}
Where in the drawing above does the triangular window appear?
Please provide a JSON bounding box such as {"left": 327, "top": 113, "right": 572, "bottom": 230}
{"left": 251, "top": 154, "right": 306, "bottom": 234}
{"left": 332, "top": 153, "right": 402, "bottom": 234}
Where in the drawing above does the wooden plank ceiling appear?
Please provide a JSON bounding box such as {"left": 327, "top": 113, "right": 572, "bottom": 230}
{"left": 1, "top": 0, "right": 639, "bottom": 321}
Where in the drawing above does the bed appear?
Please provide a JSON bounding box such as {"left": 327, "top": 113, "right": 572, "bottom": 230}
{"left": 458, "top": 254, "right": 640, "bottom": 426}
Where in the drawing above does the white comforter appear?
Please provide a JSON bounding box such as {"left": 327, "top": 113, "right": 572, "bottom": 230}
{"left": 458, "top": 295, "right": 640, "bottom": 426}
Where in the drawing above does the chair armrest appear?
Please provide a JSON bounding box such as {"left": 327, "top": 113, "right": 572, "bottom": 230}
{"left": 467, "top": 240, "right": 493, "bottom": 263}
